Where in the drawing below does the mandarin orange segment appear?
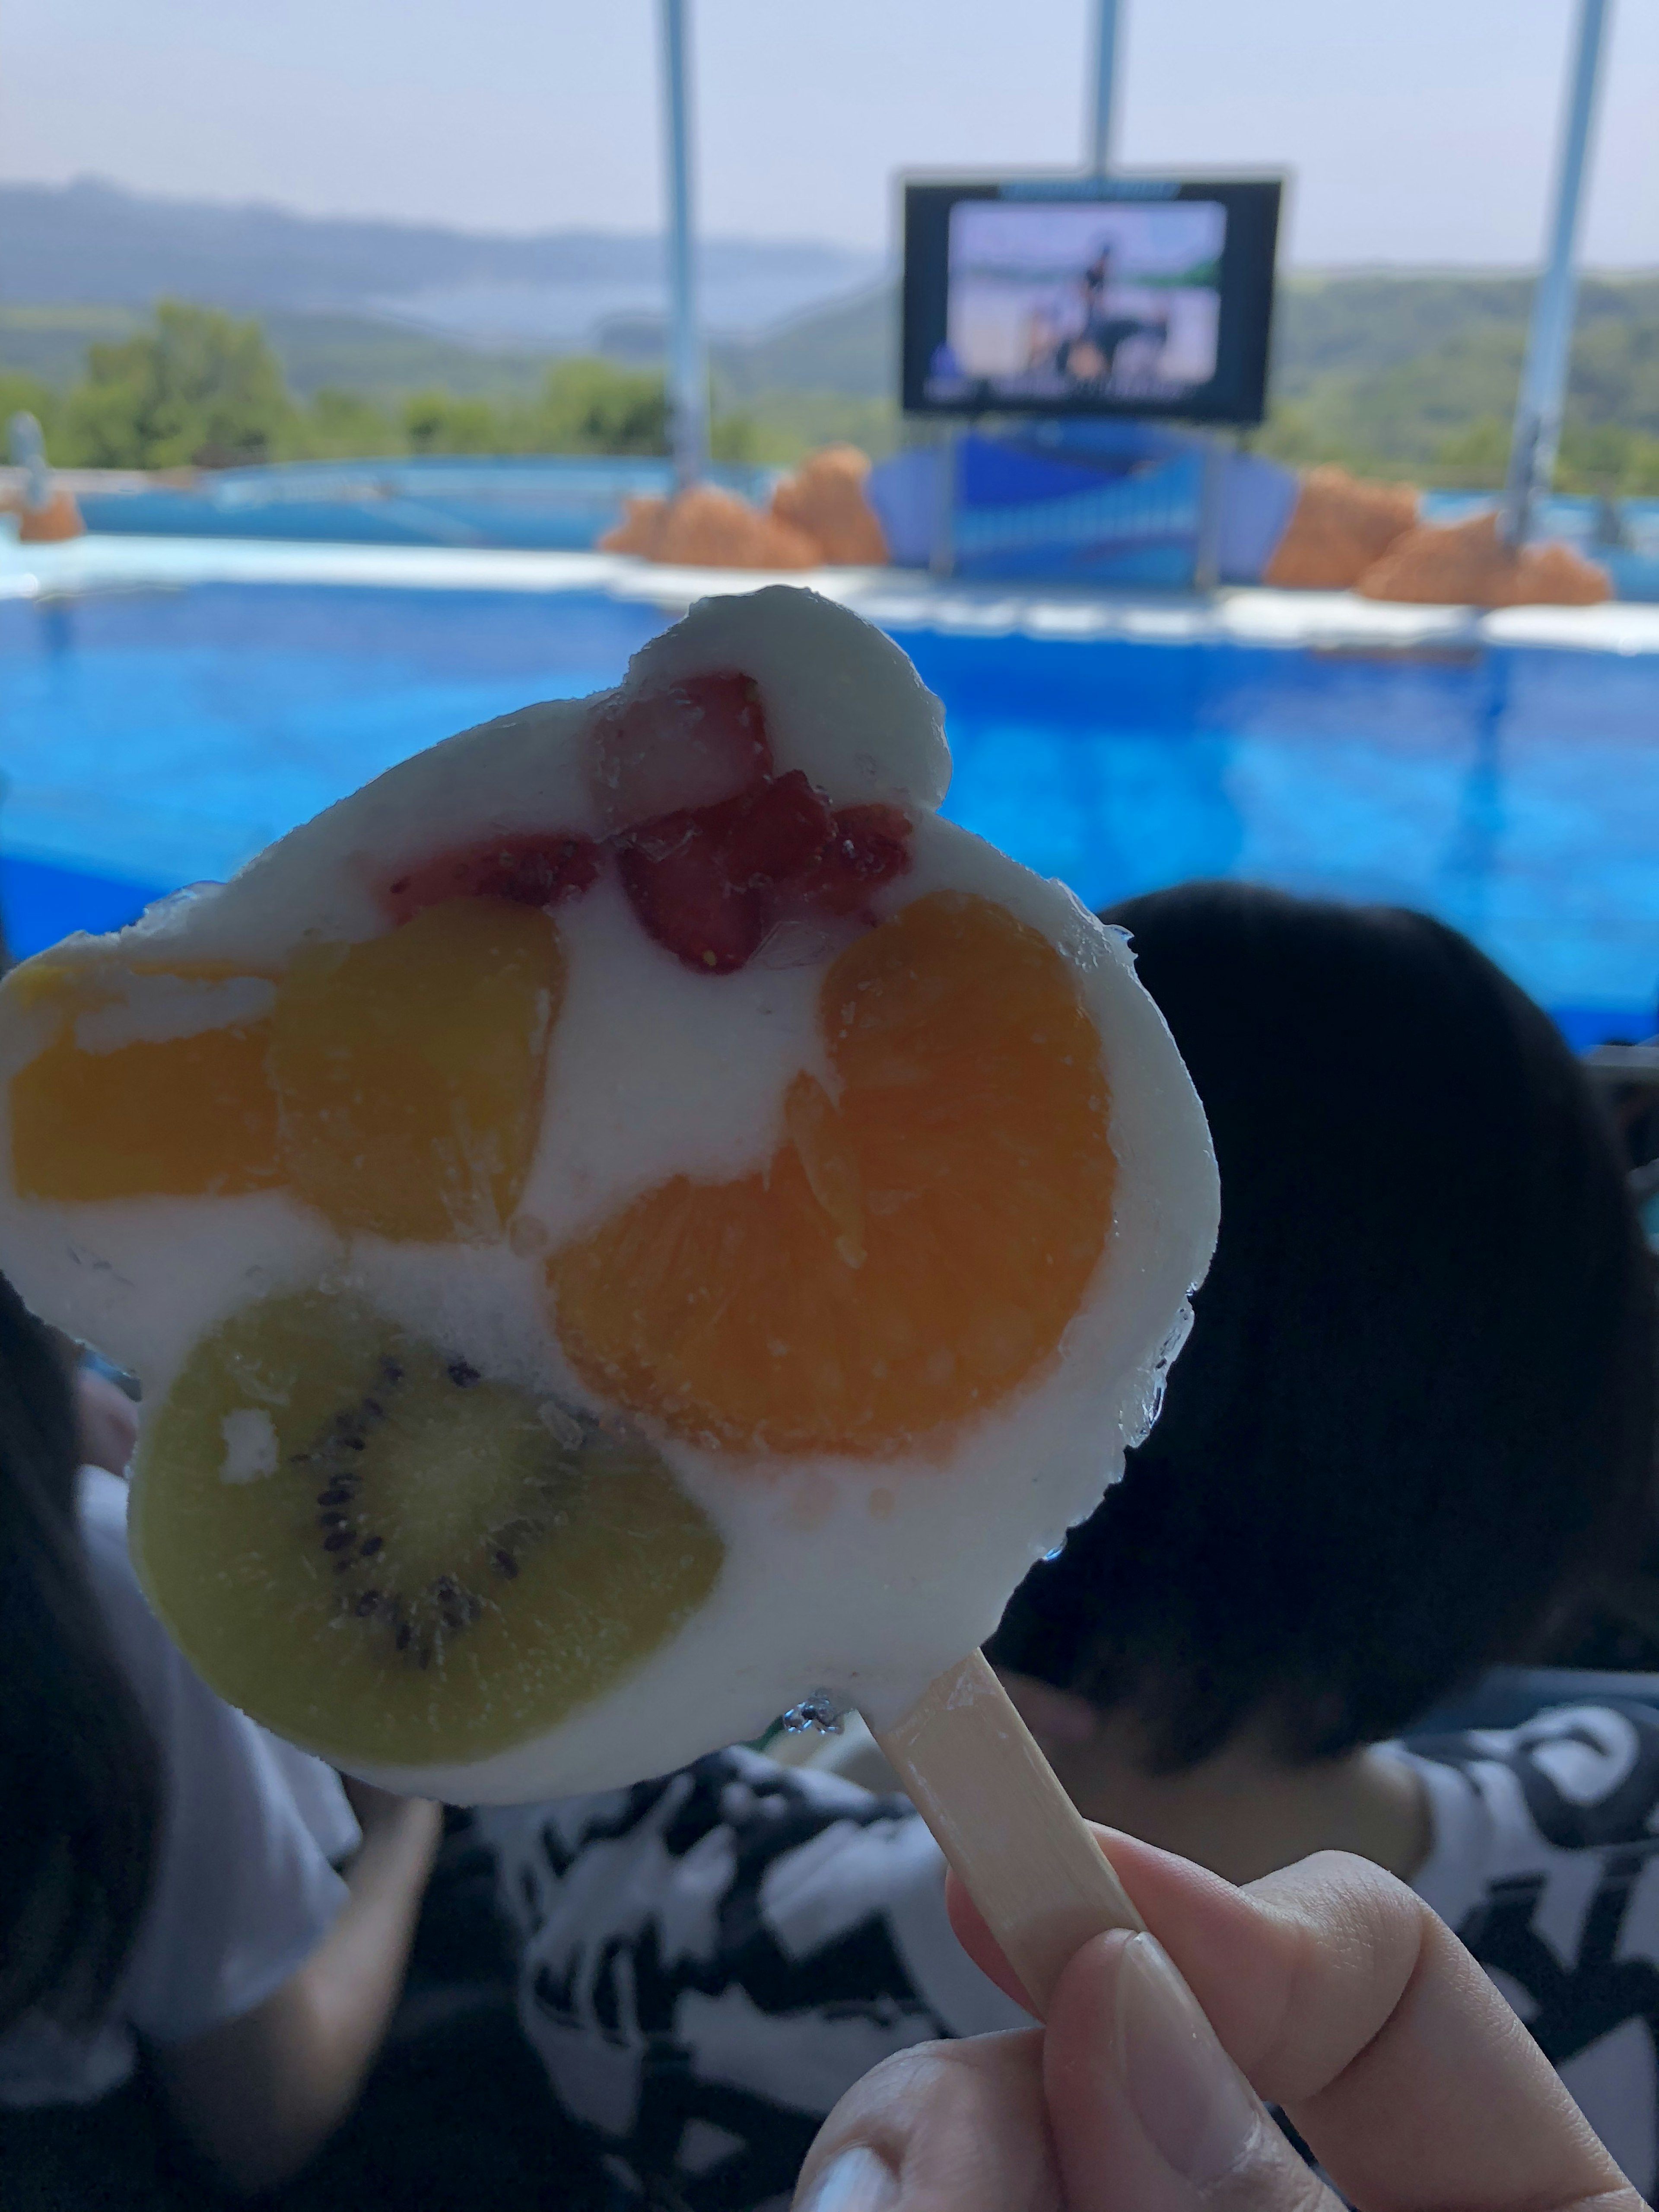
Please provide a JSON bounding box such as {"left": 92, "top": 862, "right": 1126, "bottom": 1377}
{"left": 268, "top": 896, "right": 565, "bottom": 1244}
{"left": 8, "top": 960, "right": 282, "bottom": 1202}
{"left": 547, "top": 890, "right": 1115, "bottom": 1456}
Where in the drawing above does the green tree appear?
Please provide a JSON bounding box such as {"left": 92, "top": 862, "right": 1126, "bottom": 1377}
{"left": 1429, "top": 415, "right": 1511, "bottom": 489}
{"left": 709, "top": 409, "right": 761, "bottom": 464}
{"left": 292, "top": 387, "right": 401, "bottom": 460}
{"left": 529, "top": 358, "right": 667, "bottom": 454}
{"left": 57, "top": 301, "right": 297, "bottom": 469}
{"left": 402, "top": 391, "right": 511, "bottom": 455}
{"left": 0, "top": 369, "right": 60, "bottom": 456}
{"left": 1557, "top": 421, "right": 1659, "bottom": 497}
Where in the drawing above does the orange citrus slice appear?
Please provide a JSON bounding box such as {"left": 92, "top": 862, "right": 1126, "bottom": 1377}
{"left": 8, "top": 899, "right": 566, "bottom": 1243}
{"left": 8, "top": 958, "right": 282, "bottom": 1202}
{"left": 547, "top": 890, "right": 1115, "bottom": 1456}
{"left": 269, "top": 896, "right": 566, "bottom": 1243}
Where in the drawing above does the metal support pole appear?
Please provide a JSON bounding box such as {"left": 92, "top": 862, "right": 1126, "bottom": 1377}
{"left": 1089, "top": 0, "right": 1120, "bottom": 174}
{"left": 659, "top": 0, "right": 708, "bottom": 490}
{"left": 929, "top": 429, "right": 959, "bottom": 579}
{"left": 1193, "top": 431, "right": 1227, "bottom": 594}
{"left": 7, "top": 412, "right": 50, "bottom": 511}
{"left": 1500, "top": 0, "right": 1611, "bottom": 546}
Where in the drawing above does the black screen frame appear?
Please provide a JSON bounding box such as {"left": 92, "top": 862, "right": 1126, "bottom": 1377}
{"left": 901, "top": 174, "right": 1283, "bottom": 427}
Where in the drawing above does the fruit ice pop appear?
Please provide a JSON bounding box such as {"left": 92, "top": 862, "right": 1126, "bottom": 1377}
{"left": 0, "top": 585, "right": 1218, "bottom": 1806}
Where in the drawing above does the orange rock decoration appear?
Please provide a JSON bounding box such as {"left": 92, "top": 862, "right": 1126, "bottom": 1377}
{"left": 1356, "top": 509, "right": 1611, "bottom": 608}
{"left": 599, "top": 447, "right": 888, "bottom": 572}
{"left": 2, "top": 486, "right": 86, "bottom": 543}
{"left": 599, "top": 495, "right": 671, "bottom": 557}
{"left": 1262, "top": 466, "right": 1418, "bottom": 590}
{"left": 769, "top": 445, "right": 889, "bottom": 566}
{"left": 599, "top": 484, "right": 819, "bottom": 570}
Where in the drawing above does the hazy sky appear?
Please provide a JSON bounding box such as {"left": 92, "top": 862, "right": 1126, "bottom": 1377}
{"left": 1, "top": 0, "right": 1654, "bottom": 266}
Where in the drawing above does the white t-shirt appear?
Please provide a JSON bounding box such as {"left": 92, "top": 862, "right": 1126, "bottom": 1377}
{"left": 0, "top": 1468, "right": 360, "bottom": 2108}
{"left": 483, "top": 1708, "right": 1659, "bottom": 2209}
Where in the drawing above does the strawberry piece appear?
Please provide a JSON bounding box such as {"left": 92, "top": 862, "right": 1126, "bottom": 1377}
{"left": 619, "top": 780, "right": 909, "bottom": 972}
{"left": 718, "top": 770, "right": 834, "bottom": 890}
{"left": 796, "top": 804, "right": 913, "bottom": 916}
{"left": 592, "top": 670, "right": 772, "bottom": 832}
{"left": 382, "top": 832, "right": 602, "bottom": 925}
{"left": 617, "top": 812, "right": 766, "bottom": 974}
{"left": 617, "top": 769, "right": 834, "bottom": 973}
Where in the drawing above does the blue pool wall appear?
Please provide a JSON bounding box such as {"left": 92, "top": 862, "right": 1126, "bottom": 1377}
{"left": 1, "top": 854, "right": 166, "bottom": 960}
{"left": 3, "top": 841, "right": 1638, "bottom": 1056}
{"left": 0, "top": 580, "right": 1653, "bottom": 1049}
{"left": 63, "top": 451, "right": 1659, "bottom": 601}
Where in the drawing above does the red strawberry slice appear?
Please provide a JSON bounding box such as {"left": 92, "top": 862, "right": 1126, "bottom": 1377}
{"left": 717, "top": 770, "right": 835, "bottom": 890}
{"left": 592, "top": 670, "right": 772, "bottom": 832}
{"left": 616, "top": 811, "right": 766, "bottom": 974}
{"left": 617, "top": 769, "right": 836, "bottom": 973}
{"left": 382, "top": 831, "right": 602, "bottom": 925}
{"left": 795, "top": 804, "right": 913, "bottom": 916}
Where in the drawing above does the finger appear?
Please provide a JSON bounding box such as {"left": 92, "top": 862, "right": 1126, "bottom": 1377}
{"left": 1045, "top": 1929, "right": 1344, "bottom": 2212}
{"left": 1237, "top": 1853, "right": 1637, "bottom": 2211}
{"left": 950, "top": 1834, "right": 1638, "bottom": 2211}
{"left": 792, "top": 1934, "right": 1343, "bottom": 2212}
{"left": 75, "top": 1367, "right": 139, "bottom": 1475}
{"left": 792, "top": 2031, "right": 1056, "bottom": 2212}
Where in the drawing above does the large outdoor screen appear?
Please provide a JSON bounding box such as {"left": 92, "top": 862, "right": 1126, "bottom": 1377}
{"left": 902, "top": 177, "right": 1282, "bottom": 425}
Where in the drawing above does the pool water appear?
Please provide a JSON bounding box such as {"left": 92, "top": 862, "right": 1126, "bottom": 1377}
{"left": 0, "top": 582, "right": 1654, "bottom": 1046}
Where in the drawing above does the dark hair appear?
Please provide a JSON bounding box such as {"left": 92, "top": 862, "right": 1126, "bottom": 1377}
{"left": 0, "top": 1277, "right": 159, "bottom": 2031}
{"left": 992, "top": 882, "right": 1659, "bottom": 1769}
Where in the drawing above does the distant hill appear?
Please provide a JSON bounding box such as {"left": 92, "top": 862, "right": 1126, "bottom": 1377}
{"left": 0, "top": 286, "right": 900, "bottom": 413}
{"left": 0, "top": 178, "right": 884, "bottom": 347}
{"left": 606, "top": 270, "right": 1659, "bottom": 423}
{"left": 597, "top": 283, "right": 897, "bottom": 400}
{"left": 682, "top": 269, "right": 1659, "bottom": 483}
{"left": 1266, "top": 272, "right": 1659, "bottom": 474}
{"left": 1, "top": 185, "right": 1653, "bottom": 487}
{"left": 0, "top": 302, "right": 553, "bottom": 402}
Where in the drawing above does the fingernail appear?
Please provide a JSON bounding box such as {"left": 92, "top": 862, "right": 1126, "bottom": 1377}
{"left": 1116, "top": 1933, "right": 1263, "bottom": 2185}
{"left": 794, "top": 2143, "right": 899, "bottom": 2212}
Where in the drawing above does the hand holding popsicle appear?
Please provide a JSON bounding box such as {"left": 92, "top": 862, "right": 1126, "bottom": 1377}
{"left": 795, "top": 1837, "right": 1643, "bottom": 2212}
{"left": 0, "top": 586, "right": 1217, "bottom": 1986}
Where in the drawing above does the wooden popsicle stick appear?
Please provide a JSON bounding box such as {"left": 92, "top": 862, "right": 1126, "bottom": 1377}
{"left": 870, "top": 1648, "right": 1143, "bottom": 2017}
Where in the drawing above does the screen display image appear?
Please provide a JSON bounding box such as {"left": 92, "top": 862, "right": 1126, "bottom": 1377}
{"left": 934, "top": 201, "right": 1226, "bottom": 408}
{"left": 902, "top": 178, "right": 1281, "bottom": 425}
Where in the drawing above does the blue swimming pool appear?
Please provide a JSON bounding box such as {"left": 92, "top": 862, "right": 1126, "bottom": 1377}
{"left": 0, "top": 576, "right": 1655, "bottom": 1046}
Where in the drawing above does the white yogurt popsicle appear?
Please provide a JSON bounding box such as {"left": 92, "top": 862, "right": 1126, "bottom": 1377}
{"left": 0, "top": 585, "right": 1218, "bottom": 1806}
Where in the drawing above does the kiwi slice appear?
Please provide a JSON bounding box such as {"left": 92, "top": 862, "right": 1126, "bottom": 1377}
{"left": 130, "top": 1289, "right": 725, "bottom": 1770}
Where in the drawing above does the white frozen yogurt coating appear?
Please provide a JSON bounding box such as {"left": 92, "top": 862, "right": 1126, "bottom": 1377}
{"left": 219, "top": 1408, "right": 280, "bottom": 1484}
{"left": 621, "top": 583, "right": 951, "bottom": 816}
{"left": 0, "top": 585, "right": 1218, "bottom": 1804}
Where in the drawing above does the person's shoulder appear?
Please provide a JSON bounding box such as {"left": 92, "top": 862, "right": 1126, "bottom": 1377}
{"left": 1402, "top": 1705, "right": 1659, "bottom": 2193}
{"left": 1406, "top": 1701, "right": 1659, "bottom": 1855}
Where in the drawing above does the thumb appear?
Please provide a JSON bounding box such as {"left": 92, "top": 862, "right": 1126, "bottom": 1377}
{"left": 788, "top": 1934, "right": 1341, "bottom": 2212}
{"left": 1043, "top": 1929, "right": 1340, "bottom": 2212}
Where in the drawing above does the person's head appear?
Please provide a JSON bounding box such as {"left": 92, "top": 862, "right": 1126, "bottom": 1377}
{"left": 992, "top": 882, "right": 1658, "bottom": 1771}
{"left": 0, "top": 1276, "right": 157, "bottom": 2032}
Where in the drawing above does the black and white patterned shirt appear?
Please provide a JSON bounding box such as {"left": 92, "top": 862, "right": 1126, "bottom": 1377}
{"left": 481, "top": 1704, "right": 1659, "bottom": 2209}
{"left": 1408, "top": 1703, "right": 1659, "bottom": 2194}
